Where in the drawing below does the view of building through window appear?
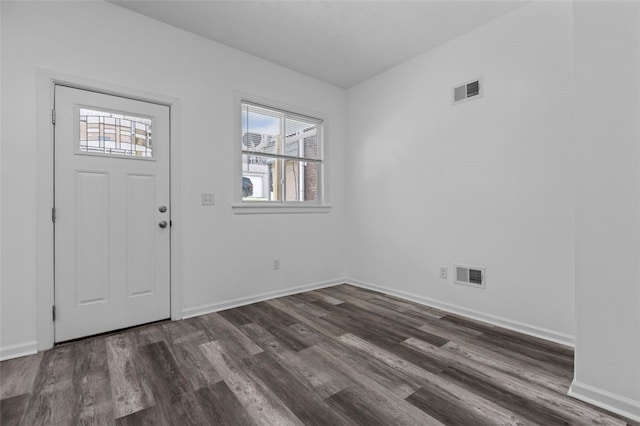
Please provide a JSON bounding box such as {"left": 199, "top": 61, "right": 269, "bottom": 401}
{"left": 241, "top": 101, "right": 322, "bottom": 202}
{"left": 79, "top": 108, "right": 153, "bottom": 158}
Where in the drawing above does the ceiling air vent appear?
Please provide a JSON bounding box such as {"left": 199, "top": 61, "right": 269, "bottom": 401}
{"left": 453, "top": 79, "right": 482, "bottom": 104}
{"left": 455, "top": 264, "right": 486, "bottom": 289}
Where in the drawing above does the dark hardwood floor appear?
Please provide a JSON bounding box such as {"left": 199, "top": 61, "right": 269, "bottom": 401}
{"left": 1, "top": 284, "right": 637, "bottom": 425}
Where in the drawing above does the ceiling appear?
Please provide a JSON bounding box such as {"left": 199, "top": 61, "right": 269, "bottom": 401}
{"left": 111, "top": 1, "right": 527, "bottom": 88}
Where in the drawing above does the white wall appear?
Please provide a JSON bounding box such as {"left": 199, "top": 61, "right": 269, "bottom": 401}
{"left": 0, "top": 1, "right": 347, "bottom": 355}
{"left": 3, "top": 3, "right": 639, "bottom": 418}
{"left": 346, "top": 2, "right": 576, "bottom": 343}
{"left": 571, "top": 1, "right": 640, "bottom": 420}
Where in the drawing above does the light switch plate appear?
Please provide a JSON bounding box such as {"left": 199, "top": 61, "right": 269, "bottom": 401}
{"left": 201, "top": 193, "right": 215, "bottom": 205}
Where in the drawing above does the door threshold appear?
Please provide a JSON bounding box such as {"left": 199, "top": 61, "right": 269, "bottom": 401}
{"left": 54, "top": 318, "right": 171, "bottom": 346}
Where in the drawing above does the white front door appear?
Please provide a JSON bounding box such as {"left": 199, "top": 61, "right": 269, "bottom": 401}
{"left": 54, "top": 85, "right": 171, "bottom": 342}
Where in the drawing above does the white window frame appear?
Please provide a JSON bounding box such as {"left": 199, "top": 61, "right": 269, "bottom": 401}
{"left": 233, "top": 93, "right": 331, "bottom": 214}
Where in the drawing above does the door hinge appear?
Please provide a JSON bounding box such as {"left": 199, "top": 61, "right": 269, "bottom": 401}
{"left": 51, "top": 207, "right": 56, "bottom": 223}
{"left": 52, "top": 305, "right": 56, "bottom": 322}
{"left": 170, "top": 220, "right": 173, "bottom": 227}
{"left": 52, "top": 109, "right": 56, "bottom": 125}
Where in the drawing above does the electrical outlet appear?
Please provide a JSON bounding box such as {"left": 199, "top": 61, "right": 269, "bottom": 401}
{"left": 439, "top": 266, "right": 448, "bottom": 279}
{"left": 273, "top": 259, "right": 280, "bottom": 270}
{"left": 201, "top": 193, "right": 215, "bottom": 205}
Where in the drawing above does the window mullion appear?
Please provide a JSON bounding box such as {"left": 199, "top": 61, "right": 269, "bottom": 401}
{"left": 241, "top": 151, "right": 321, "bottom": 163}
{"left": 279, "top": 113, "right": 285, "bottom": 202}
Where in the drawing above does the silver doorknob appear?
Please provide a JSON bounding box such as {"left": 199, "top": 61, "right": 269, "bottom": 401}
{"left": 159, "top": 206, "right": 167, "bottom": 213}
{"left": 159, "top": 220, "right": 168, "bottom": 228}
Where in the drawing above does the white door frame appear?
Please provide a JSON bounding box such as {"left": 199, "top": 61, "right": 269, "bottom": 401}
{"left": 36, "top": 69, "right": 183, "bottom": 351}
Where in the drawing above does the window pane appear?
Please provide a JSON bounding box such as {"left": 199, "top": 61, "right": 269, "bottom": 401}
{"left": 79, "top": 108, "right": 152, "bottom": 158}
{"left": 285, "top": 117, "right": 319, "bottom": 160}
{"left": 242, "top": 103, "right": 281, "bottom": 155}
{"left": 284, "top": 159, "right": 319, "bottom": 202}
{"left": 242, "top": 154, "right": 277, "bottom": 201}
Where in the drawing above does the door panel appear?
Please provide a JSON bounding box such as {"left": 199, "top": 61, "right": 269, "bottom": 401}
{"left": 74, "top": 170, "right": 110, "bottom": 306}
{"left": 54, "top": 85, "right": 170, "bottom": 342}
{"left": 126, "top": 173, "right": 157, "bottom": 297}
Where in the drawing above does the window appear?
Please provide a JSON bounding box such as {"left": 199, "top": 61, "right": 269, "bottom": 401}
{"left": 79, "top": 108, "right": 153, "bottom": 158}
{"left": 240, "top": 101, "right": 323, "bottom": 204}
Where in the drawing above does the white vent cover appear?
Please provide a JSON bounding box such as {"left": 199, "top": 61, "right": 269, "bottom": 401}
{"left": 453, "top": 79, "right": 482, "bottom": 104}
{"left": 454, "top": 264, "right": 486, "bottom": 289}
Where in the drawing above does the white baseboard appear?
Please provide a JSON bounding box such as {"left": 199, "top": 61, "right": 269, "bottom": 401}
{"left": 0, "top": 277, "right": 577, "bottom": 361}
{"left": 346, "top": 278, "right": 575, "bottom": 347}
{"left": 182, "top": 278, "right": 347, "bottom": 319}
{"left": 0, "top": 341, "right": 38, "bottom": 361}
{"left": 569, "top": 380, "right": 640, "bottom": 422}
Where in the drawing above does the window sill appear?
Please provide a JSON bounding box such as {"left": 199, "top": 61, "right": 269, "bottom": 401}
{"left": 232, "top": 203, "right": 332, "bottom": 215}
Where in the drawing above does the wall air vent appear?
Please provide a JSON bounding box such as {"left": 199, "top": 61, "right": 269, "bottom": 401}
{"left": 453, "top": 79, "right": 482, "bottom": 104}
{"left": 454, "top": 264, "right": 486, "bottom": 289}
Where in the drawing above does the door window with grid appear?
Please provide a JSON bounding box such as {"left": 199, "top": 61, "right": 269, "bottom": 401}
{"left": 241, "top": 101, "right": 323, "bottom": 203}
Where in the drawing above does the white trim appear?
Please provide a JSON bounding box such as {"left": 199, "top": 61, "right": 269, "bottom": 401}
{"left": 169, "top": 99, "right": 183, "bottom": 322}
{"left": 182, "top": 278, "right": 346, "bottom": 319}
{"left": 0, "top": 341, "right": 38, "bottom": 361}
{"left": 345, "top": 278, "right": 575, "bottom": 347}
{"left": 568, "top": 380, "right": 640, "bottom": 422}
{"left": 36, "top": 68, "right": 183, "bottom": 350}
{"left": 232, "top": 203, "right": 331, "bottom": 214}
{"left": 36, "top": 69, "right": 56, "bottom": 351}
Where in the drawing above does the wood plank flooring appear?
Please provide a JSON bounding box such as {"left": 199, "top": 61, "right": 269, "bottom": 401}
{"left": 1, "top": 284, "right": 637, "bottom": 425}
